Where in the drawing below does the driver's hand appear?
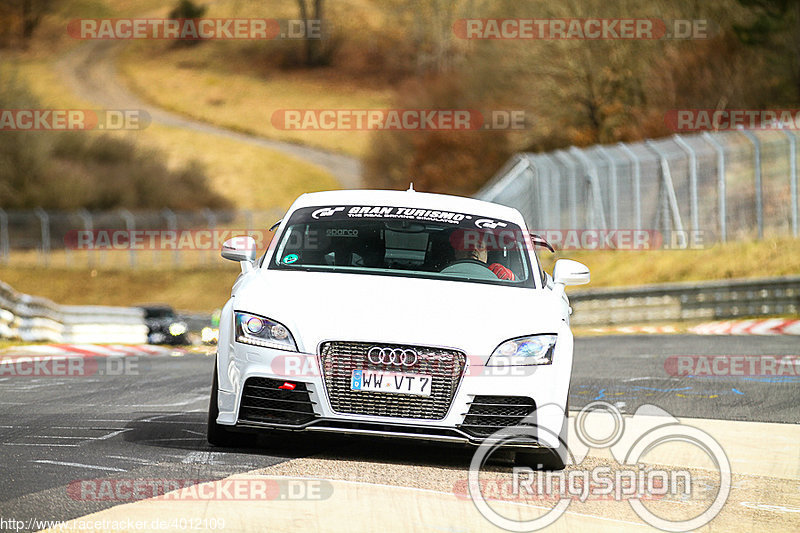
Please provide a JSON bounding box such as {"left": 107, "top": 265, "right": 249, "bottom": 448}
{"left": 488, "top": 263, "right": 515, "bottom": 280}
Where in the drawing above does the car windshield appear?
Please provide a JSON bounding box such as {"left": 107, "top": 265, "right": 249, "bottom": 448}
{"left": 270, "top": 205, "right": 535, "bottom": 286}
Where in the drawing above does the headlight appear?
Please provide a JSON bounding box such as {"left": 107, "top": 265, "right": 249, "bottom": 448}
{"left": 487, "top": 334, "right": 557, "bottom": 366}
{"left": 235, "top": 312, "right": 297, "bottom": 351}
{"left": 168, "top": 322, "right": 187, "bottom": 336}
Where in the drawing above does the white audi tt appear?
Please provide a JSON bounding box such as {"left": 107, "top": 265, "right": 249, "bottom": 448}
{"left": 207, "top": 189, "right": 589, "bottom": 469}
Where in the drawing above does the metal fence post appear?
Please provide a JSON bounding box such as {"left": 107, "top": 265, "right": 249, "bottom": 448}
{"left": 645, "top": 141, "right": 685, "bottom": 237}
{"left": 0, "top": 209, "right": 8, "bottom": 264}
{"left": 119, "top": 209, "right": 136, "bottom": 268}
{"left": 617, "top": 143, "right": 642, "bottom": 229}
{"left": 524, "top": 156, "right": 540, "bottom": 229}
{"left": 34, "top": 208, "right": 50, "bottom": 267}
{"left": 782, "top": 130, "right": 798, "bottom": 237}
{"left": 546, "top": 155, "right": 564, "bottom": 229}
{"left": 702, "top": 132, "right": 727, "bottom": 242}
{"left": 739, "top": 128, "right": 763, "bottom": 239}
{"left": 554, "top": 152, "right": 578, "bottom": 228}
{"left": 672, "top": 135, "right": 699, "bottom": 232}
{"left": 477, "top": 156, "right": 532, "bottom": 203}
{"left": 569, "top": 147, "right": 607, "bottom": 229}
{"left": 596, "top": 146, "right": 619, "bottom": 229}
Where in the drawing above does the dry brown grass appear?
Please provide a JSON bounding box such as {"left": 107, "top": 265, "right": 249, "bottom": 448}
{"left": 545, "top": 237, "right": 800, "bottom": 289}
{"left": 0, "top": 266, "right": 238, "bottom": 312}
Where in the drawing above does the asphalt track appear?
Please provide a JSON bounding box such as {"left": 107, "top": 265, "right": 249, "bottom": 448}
{"left": 0, "top": 335, "right": 798, "bottom": 532}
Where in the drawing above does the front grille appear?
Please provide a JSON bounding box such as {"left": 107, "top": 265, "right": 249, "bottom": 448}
{"left": 459, "top": 395, "right": 536, "bottom": 437}
{"left": 239, "top": 377, "right": 317, "bottom": 426}
{"left": 320, "top": 341, "right": 466, "bottom": 420}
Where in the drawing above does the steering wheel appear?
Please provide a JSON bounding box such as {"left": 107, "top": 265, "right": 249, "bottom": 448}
{"left": 444, "top": 258, "right": 493, "bottom": 270}
{"left": 439, "top": 258, "right": 498, "bottom": 280}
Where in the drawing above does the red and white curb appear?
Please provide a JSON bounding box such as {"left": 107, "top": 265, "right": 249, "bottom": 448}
{"left": 585, "top": 325, "right": 679, "bottom": 335}
{"left": 689, "top": 319, "right": 800, "bottom": 335}
{"left": 0, "top": 344, "right": 182, "bottom": 360}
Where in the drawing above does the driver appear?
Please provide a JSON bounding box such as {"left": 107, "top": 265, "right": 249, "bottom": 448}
{"left": 453, "top": 239, "right": 516, "bottom": 280}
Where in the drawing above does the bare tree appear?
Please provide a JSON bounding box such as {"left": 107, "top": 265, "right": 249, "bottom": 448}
{"left": 19, "top": 0, "right": 53, "bottom": 47}
{"left": 296, "top": 0, "right": 326, "bottom": 66}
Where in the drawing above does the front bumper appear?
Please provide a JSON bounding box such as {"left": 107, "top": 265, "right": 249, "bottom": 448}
{"left": 216, "top": 341, "right": 570, "bottom": 449}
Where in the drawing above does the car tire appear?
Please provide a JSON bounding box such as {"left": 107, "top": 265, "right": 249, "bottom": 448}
{"left": 515, "top": 446, "right": 566, "bottom": 471}
{"left": 207, "top": 361, "right": 239, "bottom": 447}
{"left": 514, "top": 410, "right": 569, "bottom": 471}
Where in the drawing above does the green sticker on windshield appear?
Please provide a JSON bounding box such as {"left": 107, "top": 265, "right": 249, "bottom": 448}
{"left": 283, "top": 254, "right": 299, "bottom": 264}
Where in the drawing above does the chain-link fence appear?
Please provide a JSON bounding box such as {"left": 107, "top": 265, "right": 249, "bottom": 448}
{"left": 0, "top": 208, "right": 284, "bottom": 268}
{"left": 477, "top": 129, "right": 799, "bottom": 247}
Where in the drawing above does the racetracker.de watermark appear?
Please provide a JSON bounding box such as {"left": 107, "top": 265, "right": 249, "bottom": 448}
{"left": 0, "top": 355, "right": 141, "bottom": 377}
{"left": 65, "top": 230, "right": 267, "bottom": 251}
{"left": 67, "top": 18, "right": 322, "bottom": 40}
{"left": 665, "top": 355, "right": 800, "bottom": 377}
{"left": 450, "top": 228, "right": 708, "bottom": 251}
{"left": 65, "top": 228, "right": 708, "bottom": 252}
{"left": 665, "top": 109, "right": 800, "bottom": 132}
{"left": 453, "top": 18, "right": 711, "bottom": 40}
{"left": 267, "top": 353, "right": 541, "bottom": 379}
{"left": 0, "top": 109, "right": 150, "bottom": 131}
{"left": 270, "top": 109, "right": 528, "bottom": 130}
{"left": 68, "top": 477, "right": 333, "bottom": 501}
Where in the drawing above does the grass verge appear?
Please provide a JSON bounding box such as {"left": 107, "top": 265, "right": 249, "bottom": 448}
{"left": 546, "top": 237, "right": 800, "bottom": 289}
{"left": 0, "top": 267, "right": 237, "bottom": 312}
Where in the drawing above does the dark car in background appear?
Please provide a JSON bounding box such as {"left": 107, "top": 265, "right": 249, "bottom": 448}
{"left": 138, "top": 305, "right": 189, "bottom": 345}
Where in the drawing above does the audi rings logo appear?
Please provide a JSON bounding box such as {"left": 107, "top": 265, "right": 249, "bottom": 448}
{"left": 367, "top": 347, "right": 418, "bottom": 367}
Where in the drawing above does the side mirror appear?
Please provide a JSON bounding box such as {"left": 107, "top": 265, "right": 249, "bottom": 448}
{"left": 553, "top": 259, "right": 590, "bottom": 286}
{"left": 221, "top": 236, "right": 257, "bottom": 263}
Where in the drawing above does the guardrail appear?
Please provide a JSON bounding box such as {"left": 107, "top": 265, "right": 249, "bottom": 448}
{"left": 0, "top": 280, "right": 148, "bottom": 343}
{"left": 569, "top": 276, "right": 800, "bottom": 326}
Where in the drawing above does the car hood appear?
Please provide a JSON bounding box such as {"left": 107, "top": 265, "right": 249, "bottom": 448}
{"left": 233, "top": 270, "right": 564, "bottom": 356}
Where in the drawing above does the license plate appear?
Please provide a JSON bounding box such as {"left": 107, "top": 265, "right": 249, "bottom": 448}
{"left": 351, "top": 369, "right": 432, "bottom": 396}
